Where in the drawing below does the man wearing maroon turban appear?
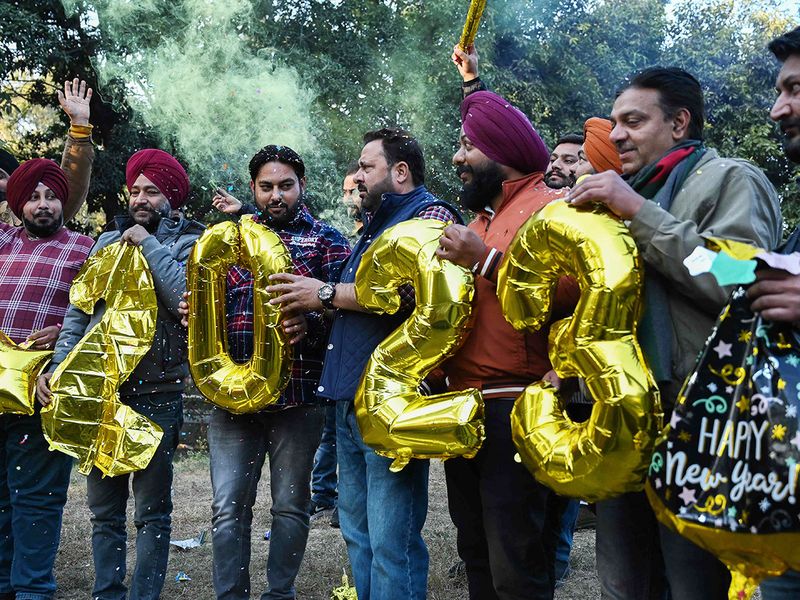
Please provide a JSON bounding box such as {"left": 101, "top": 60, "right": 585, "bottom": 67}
{"left": 0, "top": 79, "right": 96, "bottom": 600}
{"left": 438, "top": 50, "right": 580, "bottom": 600}
{"left": 40, "top": 148, "right": 204, "bottom": 600}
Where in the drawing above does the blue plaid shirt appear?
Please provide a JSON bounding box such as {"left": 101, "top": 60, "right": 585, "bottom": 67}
{"left": 226, "top": 204, "right": 351, "bottom": 406}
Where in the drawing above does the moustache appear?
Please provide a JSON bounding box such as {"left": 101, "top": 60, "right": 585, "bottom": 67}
{"left": 615, "top": 143, "right": 636, "bottom": 154}
{"left": 456, "top": 165, "right": 474, "bottom": 177}
{"left": 780, "top": 117, "right": 800, "bottom": 135}
{"left": 34, "top": 210, "right": 54, "bottom": 219}
{"left": 357, "top": 183, "right": 368, "bottom": 193}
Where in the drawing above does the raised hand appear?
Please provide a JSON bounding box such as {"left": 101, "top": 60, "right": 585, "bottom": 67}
{"left": 211, "top": 188, "right": 243, "bottom": 214}
{"left": 57, "top": 78, "right": 92, "bottom": 126}
{"left": 452, "top": 43, "right": 479, "bottom": 82}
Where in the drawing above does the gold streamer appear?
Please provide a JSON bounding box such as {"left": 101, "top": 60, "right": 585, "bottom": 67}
{"left": 498, "top": 201, "right": 662, "bottom": 500}
{"left": 41, "top": 243, "right": 164, "bottom": 476}
{"left": 187, "top": 216, "right": 293, "bottom": 413}
{"left": 354, "top": 219, "right": 484, "bottom": 472}
{"left": 459, "top": 0, "right": 487, "bottom": 51}
{"left": 0, "top": 331, "right": 52, "bottom": 415}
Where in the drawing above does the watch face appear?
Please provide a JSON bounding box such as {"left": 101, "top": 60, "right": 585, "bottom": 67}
{"left": 319, "top": 284, "right": 334, "bottom": 301}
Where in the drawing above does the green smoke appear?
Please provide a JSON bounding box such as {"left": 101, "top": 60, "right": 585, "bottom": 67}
{"left": 61, "top": 0, "right": 320, "bottom": 196}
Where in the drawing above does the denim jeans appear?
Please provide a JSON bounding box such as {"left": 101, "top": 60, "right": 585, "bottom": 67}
{"left": 336, "top": 400, "right": 429, "bottom": 600}
{"left": 87, "top": 392, "right": 183, "bottom": 600}
{"left": 444, "top": 397, "right": 556, "bottom": 600}
{"left": 310, "top": 404, "right": 337, "bottom": 508}
{"left": 209, "top": 404, "right": 324, "bottom": 600}
{"left": 0, "top": 412, "right": 72, "bottom": 600}
{"left": 554, "top": 498, "right": 580, "bottom": 582}
{"left": 595, "top": 490, "right": 730, "bottom": 600}
{"left": 761, "top": 570, "right": 800, "bottom": 599}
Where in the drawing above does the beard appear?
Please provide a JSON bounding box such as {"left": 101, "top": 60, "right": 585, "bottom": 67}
{"left": 457, "top": 162, "right": 506, "bottom": 212}
{"left": 780, "top": 117, "right": 800, "bottom": 163}
{"left": 261, "top": 197, "right": 301, "bottom": 228}
{"left": 544, "top": 168, "right": 575, "bottom": 189}
{"left": 23, "top": 211, "right": 63, "bottom": 238}
{"left": 129, "top": 201, "right": 171, "bottom": 232}
{"left": 360, "top": 173, "right": 394, "bottom": 214}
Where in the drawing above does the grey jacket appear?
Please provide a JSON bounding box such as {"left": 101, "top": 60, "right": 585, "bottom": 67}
{"left": 628, "top": 149, "right": 782, "bottom": 397}
{"left": 50, "top": 214, "right": 205, "bottom": 397}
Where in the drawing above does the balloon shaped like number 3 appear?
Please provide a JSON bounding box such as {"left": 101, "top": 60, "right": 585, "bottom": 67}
{"left": 187, "top": 216, "right": 293, "bottom": 413}
{"left": 498, "top": 202, "right": 663, "bottom": 500}
{"left": 41, "top": 243, "right": 164, "bottom": 476}
{"left": 354, "top": 219, "right": 484, "bottom": 472}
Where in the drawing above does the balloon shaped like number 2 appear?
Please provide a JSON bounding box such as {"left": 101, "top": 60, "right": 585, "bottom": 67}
{"left": 41, "top": 243, "right": 163, "bottom": 477}
{"left": 354, "top": 219, "right": 484, "bottom": 472}
{"left": 498, "top": 201, "right": 663, "bottom": 500}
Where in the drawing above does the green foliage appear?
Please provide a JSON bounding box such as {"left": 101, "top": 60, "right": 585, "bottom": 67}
{"left": 1, "top": 0, "right": 798, "bottom": 232}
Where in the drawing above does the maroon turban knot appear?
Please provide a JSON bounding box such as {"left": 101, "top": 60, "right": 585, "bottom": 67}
{"left": 460, "top": 91, "right": 549, "bottom": 175}
{"left": 6, "top": 158, "right": 69, "bottom": 217}
{"left": 126, "top": 149, "right": 190, "bottom": 209}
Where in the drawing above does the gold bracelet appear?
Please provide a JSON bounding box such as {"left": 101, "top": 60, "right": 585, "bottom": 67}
{"left": 69, "top": 123, "right": 94, "bottom": 139}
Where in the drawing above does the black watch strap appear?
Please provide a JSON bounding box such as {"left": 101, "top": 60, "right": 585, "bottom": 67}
{"left": 319, "top": 282, "right": 337, "bottom": 309}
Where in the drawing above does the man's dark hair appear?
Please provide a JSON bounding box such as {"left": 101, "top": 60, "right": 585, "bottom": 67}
{"left": 345, "top": 161, "right": 359, "bottom": 176}
{"left": 248, "top": 145, "right": 305, "bottom": 181}
{"left": 769, "top": 27, "right": 800, "bottom": 62}
{"left": 619, "top": 67, "right": 705, "bottom": 141}
{"left": 554, "top": 133, "right": 584, "bottom": 147}
{"left": 362, "top": 127, "right": 425, "bottom": 186}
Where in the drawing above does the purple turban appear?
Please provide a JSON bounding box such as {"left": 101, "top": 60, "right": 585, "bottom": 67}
{"left": 6, "top": 158, "right": 69, "bottom": 217}
{"left": 126, "top": 149, "right": 190, "bottom": 209}
{"left": 460, "top": 91, "right": 549, "bottom": 175}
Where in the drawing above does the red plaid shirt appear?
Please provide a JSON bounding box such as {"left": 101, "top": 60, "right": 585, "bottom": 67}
{"left": 226, "top": 205, "right": 351, "bottom": 406}
{"left": 0, "top": 223, "right": 94, "bottom": 344}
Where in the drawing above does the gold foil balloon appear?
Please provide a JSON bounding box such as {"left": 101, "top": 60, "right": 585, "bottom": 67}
{"left": 187, "top": 215, "right": 293, "bottom": 413}
{"left": 354, "top": 218, "right": 484, "bottom": 472}
{"left": 459, "top": 0, "right": 487, "bottom": 50}
{"left": 497, "top": 201, "right": 662, "bottom": 501}
{"left": 41, "top": 242, "right": 164, "bottom": 476}
{"left": 0, "top": 331, "right": 52, "bottom": 415}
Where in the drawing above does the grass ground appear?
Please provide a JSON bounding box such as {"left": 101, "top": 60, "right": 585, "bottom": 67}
{"left": 53, "top": 453, "right": 600, "bottom": 599}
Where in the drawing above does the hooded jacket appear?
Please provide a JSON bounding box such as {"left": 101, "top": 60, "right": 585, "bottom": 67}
{"left": 50, "top": 214, "right": 204, "bottom": 397}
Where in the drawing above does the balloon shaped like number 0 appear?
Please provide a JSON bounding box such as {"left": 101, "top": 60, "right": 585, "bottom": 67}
{"left": 187, "top": 216, "right": 293, "bottom": 413}
{"left": 497, "top": 202, "right": 663, "bottom": 500}
{"left": 354, "top": 219, "right": 485, "bottom": 472}
{"left": 41, "top": 243, "right": 164, "bottom": 477}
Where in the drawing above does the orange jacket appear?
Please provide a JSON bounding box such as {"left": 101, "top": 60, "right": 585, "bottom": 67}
{"left": 443, "top": 172, "right": 579, "bottom": 394}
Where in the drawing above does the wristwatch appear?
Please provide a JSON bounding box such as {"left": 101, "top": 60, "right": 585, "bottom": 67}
{"left": 318, "top": 282, "right": 337, "bottom": 309}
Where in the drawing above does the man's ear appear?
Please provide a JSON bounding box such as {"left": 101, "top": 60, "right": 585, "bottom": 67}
{"left": 249, "top": 180, "right": 256, "bottom": 194}
{"left": 299, "top": 176, "right": 307, "bottom": 194}
{"left": 672, "top": 107, "right": 692, "bottom": 141}
{"left": 393, "top": 161, "right": 410, "bottom": 185}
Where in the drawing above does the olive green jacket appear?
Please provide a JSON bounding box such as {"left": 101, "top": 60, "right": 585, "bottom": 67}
{"left": 628, "top": 149, "right": 782, "bottom": 396}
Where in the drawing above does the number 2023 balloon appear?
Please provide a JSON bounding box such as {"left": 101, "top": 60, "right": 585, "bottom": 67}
{"left": 187, "top": 216, "right": 293, "bottom": 413}
{"left": 354, "top": 218, "right": 485, "bottom": 472}
{"left": 498, "top": 201, "right": 662, "bottom": 501}
{"left": 41, "top": 243, "right": 164, "bottom": 476}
